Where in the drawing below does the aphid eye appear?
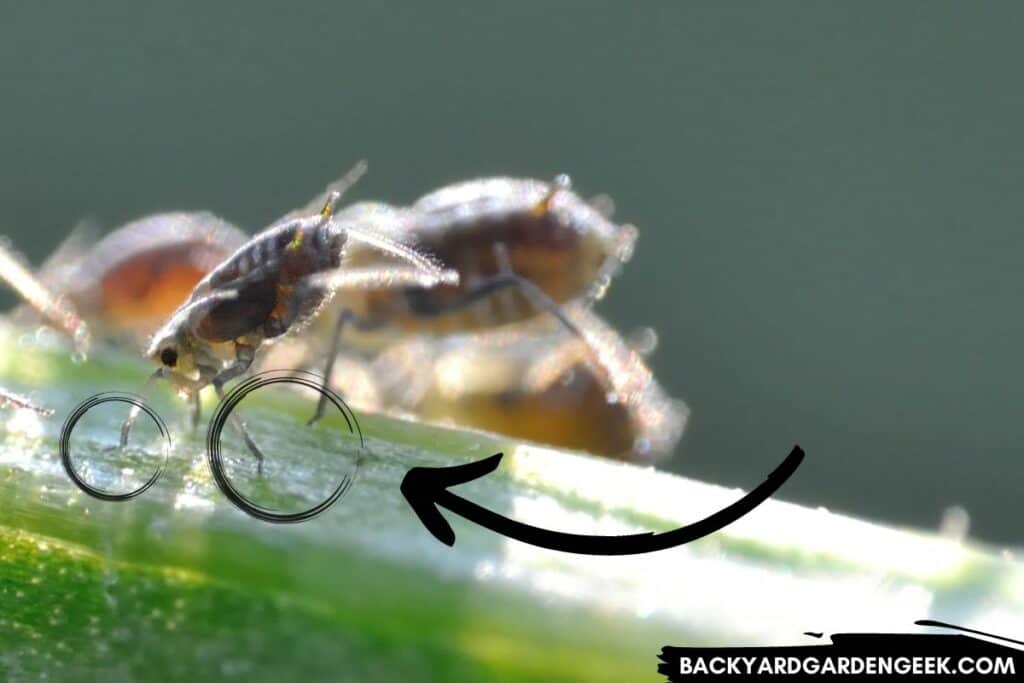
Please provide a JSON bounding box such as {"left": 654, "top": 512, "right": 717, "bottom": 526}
{"left": 160, "top": 348, "right": 178, "bottom": 367}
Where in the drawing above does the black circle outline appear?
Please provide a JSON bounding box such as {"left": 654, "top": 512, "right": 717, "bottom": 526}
{"left": 60, "top": 392, "right": 170, "bottom": 501}
{"left": 206, "top": 369, "right": 363, "bottom": 523}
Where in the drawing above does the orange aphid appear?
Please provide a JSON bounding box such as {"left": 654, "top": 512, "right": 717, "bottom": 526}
{"left": 363, "top": 306, "right": 687, "bottom": 462}
{"left": 42, "top": 212, "right": 248, "bottom": 340}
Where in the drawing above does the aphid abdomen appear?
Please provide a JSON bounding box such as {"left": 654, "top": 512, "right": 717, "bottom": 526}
{"left": 404, "top": 176, "right": 635, "bottom": 321}
{"left": 391, "top": 212, "right": 585, "bottom": 333}
{"left": 72, "top": 212, "right": 248, "bottom": 337}
{"left": 269, "top": 221, "right": 343, "bottom": 335}
{"left": 371, "top": 332, "right": 641, "bottom": 459}
{"left": 415, "top": 369, "right": 637, "bottom": 459}
{"left": 94, "top": 246, "right": 220, "bottom": 331}
{"left": 195, "top": 276, "right": 279, "bottom": 342}
{"left": 199, "top": 219, "right": 343, "bottom": 343}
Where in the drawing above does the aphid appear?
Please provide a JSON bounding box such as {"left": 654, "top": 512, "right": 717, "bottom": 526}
{"left": 0, "top": 386, "right": 54, "bottom": 417}
{"left": 5, "top": 212, "right": 248, "bottom": 344}
{"left": 320, "top": 174, "right": 638, "bottom": 341}
{"left": 135, "top": 166, "right": 458, "bottom": 469}
{"left": 359, "top": 305, "right": 688, "bottom": 461}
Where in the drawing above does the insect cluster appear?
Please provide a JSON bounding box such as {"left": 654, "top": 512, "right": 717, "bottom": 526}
{"left": 0, "top": 164, "right": 688, "bottom": 465}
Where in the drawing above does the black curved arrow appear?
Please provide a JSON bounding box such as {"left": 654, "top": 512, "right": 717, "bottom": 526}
{"left": 401, "top": 445, "right": 805, "bottom": 555}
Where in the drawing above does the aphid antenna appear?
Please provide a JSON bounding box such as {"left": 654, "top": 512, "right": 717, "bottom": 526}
{"left": 314, "top": 162, "right": 451, "bottom": 279}
{"left": 310, "top": 264, "right": 459, "bottom": 292}
{"left": 342, "top": 223, "right": 454, "bottom": 283}
{"left": 321, "top": 159, "right": 368, "bottom": 214}
{"left": 0, "top": 238, "right": 91, "bottom": 358}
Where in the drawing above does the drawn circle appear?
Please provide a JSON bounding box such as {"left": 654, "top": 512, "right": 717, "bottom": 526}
{"left": 60, "top": 392, "right": 170, "bottom": 501}
{"left": 206, "top": 370, "right": 363, "bottom": 523}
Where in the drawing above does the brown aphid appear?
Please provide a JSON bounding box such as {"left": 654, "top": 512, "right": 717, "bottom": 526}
{"left": 330, "top": 174, "right": 638, "bottom": 339}
{"left": 1, "top": 213, "right": 246, "bottom": 420}
{"left": 138, "top": 176, "right": 457, "bottom": 468}
{"left": 364, "top": 305, "right": 688, "bottom": 462}
{"left": 146, "top": 193, "right": 451, "bottom": 393}
{"left": 30, "top": 212, "right": 248, "bottom": 341}
{"left": 1, "top": 212, "right": 248, "bottom": 362}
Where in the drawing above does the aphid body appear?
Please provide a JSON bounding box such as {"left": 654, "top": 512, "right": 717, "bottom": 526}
{"left": 146, "top": 188, "right": 455, "bottom": 398}
{"left": 58, "top": 212, "right": 248, "bottom": 339}
{"left": 1, "top": 212, "right": 246, "bottom": 415}
{"left": 146, "top": 208, "right": 347, "bottom": 393}
{"left": 331, "top": 175, "right": 637, "bottom": 339}
{"left": 361, "top": 305, "right": 687, "bottom": 461}
{"left": 2, "top": 211, "right": 247, "bottom": 346}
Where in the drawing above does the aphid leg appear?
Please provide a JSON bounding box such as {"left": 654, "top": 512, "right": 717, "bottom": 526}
{"left": 306, "top": 307, "right": 378, "bottom": 427}
{"left": 213, "top": 382, "right": 266, "bottom": 476}
{"left": 119, "top": 368, "right": 165, "bottom": 449}
{"left": 0, "top": 239, "right": 91, "bottom": 358}
{"left": 409, "top": 242, "right": 584, "bottom": 338}
{"left": 0, "top": 386, "right": 54, "bottom": 416}
{"left": 280, "top": 161, "right": 369, "bottom": 223}
{"left": 490, "top": 242, "right": 581, "bottom": 334}
{"left": 307, "top": 308, "right": 354, "bottom": 427}
{"left": 190, "top": 391, "right": 202, "bottom": 430}
{"left": 345, "top": 225, "right": 454, "bottom": 283}
{"left": 320, "top": 160, "right": 368, "bottom": 216}
{"left": 210, "top": 345, "right": 266, "bottom": 475}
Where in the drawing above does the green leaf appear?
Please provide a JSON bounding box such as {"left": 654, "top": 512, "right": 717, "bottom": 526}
{"left": 1, "top": 322, "right": 1022, "bottom": 682}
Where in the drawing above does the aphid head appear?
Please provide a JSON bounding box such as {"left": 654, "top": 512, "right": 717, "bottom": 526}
{"left": 146, "top": 318, "right": 203, "bottom": 393}
{"left": 144, "top": 291, "right": 237, "bottom": 393}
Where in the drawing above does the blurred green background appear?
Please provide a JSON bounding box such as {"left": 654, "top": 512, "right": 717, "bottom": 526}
{"left": 0, "top": 2, "right": 1021, "bottom": 545}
